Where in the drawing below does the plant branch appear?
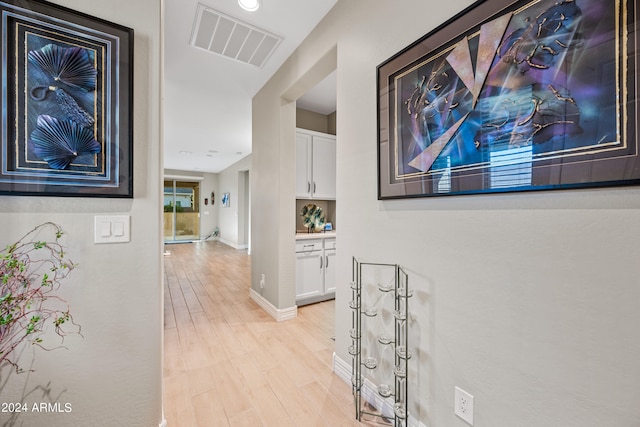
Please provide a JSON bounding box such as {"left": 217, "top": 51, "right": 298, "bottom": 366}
{"left": 0, "top": 222, "right": 81, "bottom": 373}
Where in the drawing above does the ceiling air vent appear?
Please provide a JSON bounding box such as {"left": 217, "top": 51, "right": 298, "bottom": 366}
{"left": 190, "top": 4, "right": 282, "bottom": 68}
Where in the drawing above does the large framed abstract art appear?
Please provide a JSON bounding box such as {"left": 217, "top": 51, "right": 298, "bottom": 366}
{"left": 0, "top": 0, "right": 133, "bottom": 197}
{"left": 377, "top": 0, "right": 640, "bottom": 199}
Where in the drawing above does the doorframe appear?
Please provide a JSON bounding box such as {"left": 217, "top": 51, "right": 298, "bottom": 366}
{"left": 163, "top": 175, "right": 204, "bottom": 242}
{"left": 279, "top": 45, "right": 337, "bottom": 319}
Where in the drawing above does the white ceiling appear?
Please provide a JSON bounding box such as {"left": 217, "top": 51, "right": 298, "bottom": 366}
{"left": 296, "top": 70, "right": 337, "bottom": 116}
{"left": 163, "top": 0, "right": 338, "bottom": 173}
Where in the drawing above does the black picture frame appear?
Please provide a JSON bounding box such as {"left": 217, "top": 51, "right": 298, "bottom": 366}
{"left": 377, "top": 0, "right": 640, "bottom": 199}
{"left": 0, "top": 0, "right": 133, "bottom": 197}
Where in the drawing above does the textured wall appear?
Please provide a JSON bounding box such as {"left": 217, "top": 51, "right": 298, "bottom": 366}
{"left": 0, "top": 0, "right": 163, "bottom": 425}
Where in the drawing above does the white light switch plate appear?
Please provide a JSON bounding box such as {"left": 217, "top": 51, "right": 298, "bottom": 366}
{"left": 94, "top": 215, "right": 130, "bottom": 244}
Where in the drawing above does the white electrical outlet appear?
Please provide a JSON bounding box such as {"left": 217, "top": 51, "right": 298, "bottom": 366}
{"left": 454, "top": 386, "right": 474, "bottom": 425}
{"left": 259, "top": 273, "right": 265, "bottom": 288}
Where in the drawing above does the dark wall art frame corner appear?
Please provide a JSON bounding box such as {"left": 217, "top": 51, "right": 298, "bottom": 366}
{"left": 377, "top": 0, "right": 640, "bottom": 199}
{"left": 0, "top": 0, "right": 133, "bottom": 198}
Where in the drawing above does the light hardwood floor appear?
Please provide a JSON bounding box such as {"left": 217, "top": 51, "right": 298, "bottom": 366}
{"left": 163, "top": 241, "right": 386, "bottom": 426}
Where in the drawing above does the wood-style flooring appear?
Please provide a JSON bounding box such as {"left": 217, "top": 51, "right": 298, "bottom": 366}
{"left": 163, "top": 241, "right": 385, "bottom": 426}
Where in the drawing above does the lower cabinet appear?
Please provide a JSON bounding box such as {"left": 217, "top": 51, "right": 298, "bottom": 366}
{"left": 324, "top": 247, "right": 336, "bottom": 294}
{"left": 295, "top": 237, "right": 336, "bottom": 306}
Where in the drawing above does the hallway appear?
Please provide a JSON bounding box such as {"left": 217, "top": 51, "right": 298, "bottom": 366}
{"left": 162, "top": 241, "right": 365, "bottom": 426}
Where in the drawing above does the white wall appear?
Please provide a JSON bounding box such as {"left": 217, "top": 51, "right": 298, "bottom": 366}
{"left": 218, "top": 155, "right": 251, "bottom": 249}
{"left": 0, "top": 1, "right": 163, "bottom": 426}
{"left": 252, "top": 1, "right": 640, "bottom": 426}
{"left": 296, "top": 108, "right": 335, "bottom": 135}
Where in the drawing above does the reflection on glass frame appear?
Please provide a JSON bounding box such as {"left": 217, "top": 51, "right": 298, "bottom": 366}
{"left": 0, "top": 0, "right": 133, "bottom": 197}
{"left": 377, "top": 0, "right": 640, "bottom": 198}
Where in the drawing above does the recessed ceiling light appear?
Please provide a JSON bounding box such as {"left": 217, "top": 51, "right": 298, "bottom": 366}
{"left": 238, "top": 0, "right": 260, "bottom": 12}
{"left": 179, "top": 150, "right": 192, "bottom": 155}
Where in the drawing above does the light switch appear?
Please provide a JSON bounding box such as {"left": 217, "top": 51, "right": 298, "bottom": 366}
{"left": 99, "top": 221, "right": 111, "bottom": 237}
{"left": 113, "top": 221, "right": 125, "bottom": 237}
{"left": 94, "top": 215, "right": 130, "bottom": 244}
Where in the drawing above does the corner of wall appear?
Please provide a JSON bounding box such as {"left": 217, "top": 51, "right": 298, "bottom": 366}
{"left": 249, "top": 288, "right": 297, "bottom": 321}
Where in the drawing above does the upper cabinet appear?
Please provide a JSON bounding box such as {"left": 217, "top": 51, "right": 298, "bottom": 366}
{"left": 296, "top": 129, "right": 336, "bottom": 200}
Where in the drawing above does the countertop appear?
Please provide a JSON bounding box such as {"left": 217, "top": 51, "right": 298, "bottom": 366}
{"left": 295, "top": 231, "right": 336, "bottom": 240}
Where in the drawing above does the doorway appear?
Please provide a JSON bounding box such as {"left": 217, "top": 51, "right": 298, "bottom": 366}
{"left": 163, "top": 180, "right": 200, "bottom": 242}
{"left": 285, "top": 47, "right": 337, "bottom": 346}
{"left": 237, "top": 169, "right": 251, "bottom": 252}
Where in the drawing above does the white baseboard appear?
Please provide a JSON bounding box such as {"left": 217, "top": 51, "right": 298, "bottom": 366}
{"left": 333, "top": 352, "right": 352, "bottom": 384}
{"left": 159, "top": 418, "right": 167, "bottom": 427}
{"left": 219, "top": 238, "right": 248, "bottom": 250}
{"left": 332, "top": 353, "right": 426, "bottom": 427}
{"left": 249, "top": 288, "right": 297, "bottom": 321}
{"left": 333, "top": 354, "right": 394, "bottom": 418}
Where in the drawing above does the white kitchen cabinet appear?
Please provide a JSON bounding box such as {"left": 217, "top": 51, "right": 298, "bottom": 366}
{"left": 295, "top": 129, "right": 336, "bottom": 200}
{"left": 295, "top": 239, "right": 323, "bottom": 301}
{"left": 295, "top": 236, "right": 336, "bottom": 305}
{"left": 324, "top": 247, "right": 336, "bottom": 294}
{"left": 295, "top": 132, "right": 312, "bottom": 197}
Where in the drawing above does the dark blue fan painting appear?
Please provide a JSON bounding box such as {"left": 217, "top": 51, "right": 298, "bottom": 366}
{"left": 0, "top": 0, "right": 131, "bottom": 197}
{"left": 393, "top": 0, "right": 621, "bottom": 191}
{"left": 31, "top": 115, "right": 101, "bottom": 170}
{"left": 26, "top": 39, "right": 101, "bottom": 170}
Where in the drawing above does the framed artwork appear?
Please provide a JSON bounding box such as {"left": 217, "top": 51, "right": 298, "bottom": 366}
{"left": 0, "top": 0, "right": 133, "bottom": 197}
{"left": 221, "top": 192, "right": 230, "bottom": 207}
{"left": 378, "top": 0, "right": 640, "bottom": 198}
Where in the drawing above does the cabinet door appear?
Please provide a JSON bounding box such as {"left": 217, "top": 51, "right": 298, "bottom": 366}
{"left": 324, "top": 248, "right": 336, "bottom": 294}
{"left": 311, "top": 135, "right": 336, "bottom": 199}
{"left": 295, "top": 132, "right": 312, "bottom": 198}
{"left": 295, "top": 250, "right": 323, "bottom": 300}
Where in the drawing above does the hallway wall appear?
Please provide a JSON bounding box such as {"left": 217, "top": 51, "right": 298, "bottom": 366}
{"left": 252, "top": 1, "right": 640, "bottom": 426}
{"left": 0, "top": 1, "right": 163, "bottom": 425}
{"left": 218, "top": 155, "right": 251, "bottom": 249}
